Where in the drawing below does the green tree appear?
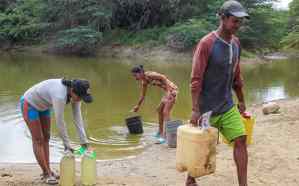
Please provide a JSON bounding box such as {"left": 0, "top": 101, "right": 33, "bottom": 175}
{"left": 0, "top": 0, "right": 45, "bottom": 42}
{"left": 0, "top": 0, "right": 294, "bottom": 53}
{"left": 239, "top": 5, "right": 288, "bottom": 49}
{"left": 52, "top": 26, "right": 103, "bottom": 56}
{"left": 40, "top": 0, "right": 112, "bottom": 32}
{"left": 281, "top": 0, "right": 299, "bottom": 49}
{"left": 288, "top": 0, "right": 299, "bottom": 27}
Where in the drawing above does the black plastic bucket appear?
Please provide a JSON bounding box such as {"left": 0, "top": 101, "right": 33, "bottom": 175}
{"left": 125, "top": 115, "right": 143, "bottom": 134}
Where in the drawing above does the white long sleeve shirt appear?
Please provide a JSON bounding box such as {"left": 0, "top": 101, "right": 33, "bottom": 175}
{"left": 24, "top": 79, "right": 89, "bottom": 149}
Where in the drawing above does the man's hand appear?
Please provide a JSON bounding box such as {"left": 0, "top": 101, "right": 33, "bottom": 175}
{"left": 238, "top": 101, "right": 246, "bottom": 114}
{"left": 81, "top": 143, "right": 89, "bottom": 149}
{"left": 64, "top": 146, "right": 74, "bottom": 154}
{"left": 190, "top": 111, "right": 202, "bottom": 127}
{"left": 82, "top": 143, "right": 95, "bottom": 152}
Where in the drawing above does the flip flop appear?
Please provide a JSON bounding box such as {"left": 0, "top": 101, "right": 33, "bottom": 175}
{"left": 40, "top": 171, "right": 60, "bottom": 180}
{"left": 153, "top": 132, "right": 160, "bottom": 138}
{"left": 44, "top": 175, "right": 58, "bottom": 185}
{"left": 155, "top": 137, "right": 166, "bottom": 144}
{"left": 51, "top": 172, "right": 60, "bottom": 179}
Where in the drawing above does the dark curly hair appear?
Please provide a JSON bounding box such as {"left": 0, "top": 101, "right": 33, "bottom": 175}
{"left": 131, "top": 65, "right": 144, "bottom": 73}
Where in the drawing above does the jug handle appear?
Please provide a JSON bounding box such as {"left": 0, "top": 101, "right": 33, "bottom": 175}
{"left": 242, "top": 111, "right": 251, "bottom": 119}
{"left": 201, "top": 111, "right": 212, "bottom": 130}
{"left": 127, "top": 111, "right": 140, "bottom": 118}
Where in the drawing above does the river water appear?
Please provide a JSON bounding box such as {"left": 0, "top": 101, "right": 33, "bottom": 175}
{"left": 0, "top": 52, "right": 298, "bottom": 163}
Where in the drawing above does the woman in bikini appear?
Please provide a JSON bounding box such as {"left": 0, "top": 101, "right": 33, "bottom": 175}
{"left": 131, "top": 65, "right": 178, "bottom": 143}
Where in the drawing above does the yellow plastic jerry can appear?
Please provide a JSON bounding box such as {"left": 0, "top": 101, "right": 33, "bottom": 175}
{"left": 176, "top": 124, "right": 218, "bottom": 178}
{"left": 222, "top": 112, "right": 255, "bottom": 146}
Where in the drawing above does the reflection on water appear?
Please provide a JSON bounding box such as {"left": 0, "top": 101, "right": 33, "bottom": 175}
{"left": 254, "top": 86, "right": 287, "bottom": 103}
{"left": 0, "top": 52, "right": 298, "bottom": 162}
{"left": 0, "top": 94, "right": 64, "bottom": 163}
{"left": 242, "top": 58, "right": 299, "bottom": 103}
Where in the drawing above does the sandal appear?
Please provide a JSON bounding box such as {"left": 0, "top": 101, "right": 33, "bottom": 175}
{"left": 51, "top": 171, "right": 60, "bottom": 179}
{"left": 44, "top": 175, "right": 58, "bottom": 185}
{"left": 155, "top": 137, "right": 166, "bottom": 144}
{"left": 40, "top": 171, "right": 60, "bottom": 180}
{"left": 153, "top": 132, "right": 160, "bottom": 138}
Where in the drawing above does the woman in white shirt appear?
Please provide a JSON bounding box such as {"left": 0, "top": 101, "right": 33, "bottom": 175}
{"left": 20, "top": 78, "right": 92, "bottom": 184}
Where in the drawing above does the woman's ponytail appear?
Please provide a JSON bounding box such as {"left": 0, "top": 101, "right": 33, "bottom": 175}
{"left": 61, "top": 78, "right": 73, "bottom": 88}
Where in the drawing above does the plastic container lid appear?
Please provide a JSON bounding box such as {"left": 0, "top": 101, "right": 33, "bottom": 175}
{"left": 84, "top": 150, "right": 97, "bottom": 159}
{"left": 242, "top": 111, "right": 251, "bottom": 118}
{"left": 74, "top": 146, "right": 87, "bottom": 156}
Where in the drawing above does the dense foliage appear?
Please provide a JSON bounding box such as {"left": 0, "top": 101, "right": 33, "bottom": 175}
{"left": 0, "top": 0, "right": 295, "bottom": 55}
{"left": 0, "top": 0, "right": 45, "bottom": 42}
{"left": 281, "top": 0, "right": 299, "bottom": 49}
{"left": 52, "top": 26, "right": 103, "bottom": 56}
{"left": 165, "top": 20, "right": 213, "bottom": 51}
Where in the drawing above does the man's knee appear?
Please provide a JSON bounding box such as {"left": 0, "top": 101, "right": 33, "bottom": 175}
{"left": 234, "top": 135, "right": 247, "bottom": 148}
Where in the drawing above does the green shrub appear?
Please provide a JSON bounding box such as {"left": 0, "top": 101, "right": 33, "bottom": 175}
{"left": 282, "top": 0, "right": 299, "bottom": 50}
{"left": 0, "top": 13, "right": 44, "bottom": 42}
{"left": 0, "top": 0, "right": 45, "bottom": 43}
{"left": 165, "top": 19, "right": 213, "bottom": 50}
{"left": 112, "top": 27, "right": 167, "bottom": 45}
{"left": 281, "top": 26, "right": 299, "bottom": 49}
{"left": 53, "top": 26, "right": 103, "bottom": 56}
{"left": 106, "top": 19, "right": 213, "bottom": 50}
{"left": 112, "top": 0, "right": 176, "bottom": 30}
{"left": 241, "top": 50, "right": 256, "bottom": 59}
{"left": 40, "top": 0, "right": 112, "bottom": 32}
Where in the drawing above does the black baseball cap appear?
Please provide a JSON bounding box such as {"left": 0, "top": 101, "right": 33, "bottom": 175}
{"left": 219, "top": 0, "right": 250, "bottom": 19}
{"left": 72, "top": 79, "right": 93, "bottom": 103}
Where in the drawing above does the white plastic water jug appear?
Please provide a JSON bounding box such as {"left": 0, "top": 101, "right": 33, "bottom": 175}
{"left": 176, "top": 124, "right": 218, "bottom": 178}
{"left": 59, "top": 152, "right": 75, "bottom": 186}
{"left": 81, "top": 151, "right": 97, "bottom": 186}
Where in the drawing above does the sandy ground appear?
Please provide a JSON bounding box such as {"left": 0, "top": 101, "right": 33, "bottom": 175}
{"left": 1, "top": 98, "right": 299, "bottom": 185}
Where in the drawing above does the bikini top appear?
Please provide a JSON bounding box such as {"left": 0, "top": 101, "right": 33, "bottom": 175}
{"left": 144, "top": 72, "right": 177, "bottom": 92}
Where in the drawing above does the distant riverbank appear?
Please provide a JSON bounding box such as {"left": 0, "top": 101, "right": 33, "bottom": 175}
{"left": 0, "top": 43, "right": 279, "bottom": 65}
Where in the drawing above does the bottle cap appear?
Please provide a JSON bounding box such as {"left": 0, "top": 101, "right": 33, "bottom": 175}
{"left": 85, "top": 150, "right": 96, "bottom": 159}
{"left": 74, "top": 146, "right": 87, "bottom": 156}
